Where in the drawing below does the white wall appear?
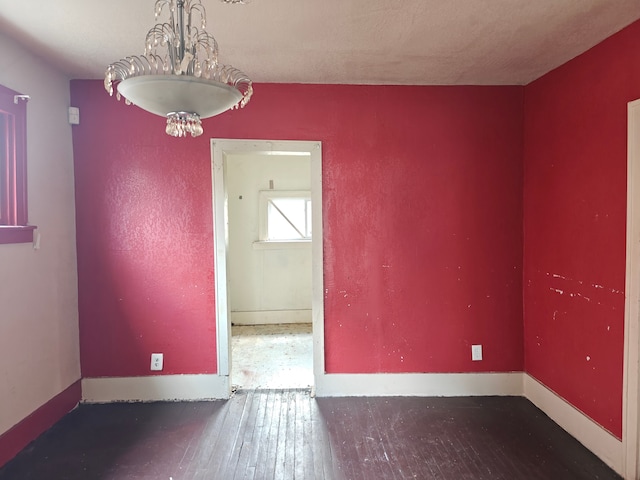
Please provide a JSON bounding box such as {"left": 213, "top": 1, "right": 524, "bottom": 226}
{"left": 0, "top": 32, "right": 80, "bottom": 435}
{"left": 227, "top": 153, "right": 312, "bottom": 325}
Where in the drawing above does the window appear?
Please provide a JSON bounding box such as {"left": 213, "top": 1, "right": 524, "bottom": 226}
{"left": 259, "top": 190, "right": 312, "bottom": 242}
{"left": 0, "top": 84, "right": 33, "bottom": 244}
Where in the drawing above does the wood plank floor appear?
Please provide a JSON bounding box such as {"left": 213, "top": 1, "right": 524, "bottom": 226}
{"left": 0, "top": 389, "right": 621, "bottom": 480}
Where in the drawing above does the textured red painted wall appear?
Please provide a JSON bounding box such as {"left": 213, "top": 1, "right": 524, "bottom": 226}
{"left": 71, "top": 93, "right": 217, "bottom": 376}
{"left": 523, "top": 19, "right": 640, "bottom": 439}
{"left": 71, "top": 82, "right": 524, "bottom": 378}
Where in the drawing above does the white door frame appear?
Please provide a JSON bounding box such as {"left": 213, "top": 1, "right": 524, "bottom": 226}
{"left": 211, "top": 139, "right": 324, "bottom": 396}
{"left": 624, "top": 98, "right": 640, "bottom": 478}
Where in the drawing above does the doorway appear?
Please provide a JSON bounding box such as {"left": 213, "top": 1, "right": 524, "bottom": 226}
{"left": 211, "top": 139, "right": 324, "bottom": 395}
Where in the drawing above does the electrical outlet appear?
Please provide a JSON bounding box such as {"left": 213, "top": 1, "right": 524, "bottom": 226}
{"left": 68, "top": 107, "right": 80, "bottom": 125}
{"left": 471, "top": 345, "right": 483, "bottom": 361}
{"left": 150, "top": 353, "right": 163, "bottom": 371}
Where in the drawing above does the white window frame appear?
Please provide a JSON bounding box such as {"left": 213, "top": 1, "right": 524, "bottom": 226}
{"left": 255, "top": 190, "right": 312, "bottom": 249}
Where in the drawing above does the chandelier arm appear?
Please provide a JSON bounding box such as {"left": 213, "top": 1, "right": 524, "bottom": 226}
{"left": 147, "top": 54, "right": 162, "bottom": 74}
{"left": 167, "top": 0, "right": 177, "bottom": 26}
{"left": 127, "top": 56, "right": 149, "bottom": 76}
{"left": 111, "top": 61, "right": 133, "bottom": 79}
{"left": 146, "top": 26, "right": 176, "bottom": 72}
{"left": 151, "top": 24, "right": 178, "bottom": 73}
{"left": 146, "top": 24, "right": 174, "bottom": 45}
{"left": 193, "top": 31, "right": 219, "bottom": 66}
{"left": 138, "top": 56, "right": 154, "bottom": 76}
{"left": 190, "top": 3, "right": 207, "bottom": 29}
{"left": 154, "top": 0, "right": 170, "bottom": 20}
{"left": 196, "top": 31, "right": 218, "bottom": 52}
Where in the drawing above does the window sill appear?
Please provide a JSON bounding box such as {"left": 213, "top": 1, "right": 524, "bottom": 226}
{"left": 252, "top": 240, "right": 312, "bottom": 250}
{"left": 0, "top": 225, "right": 36, "bottom": 245}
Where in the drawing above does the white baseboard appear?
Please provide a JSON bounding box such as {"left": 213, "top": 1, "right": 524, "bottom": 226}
{"left": 523, "top": 374, "right": 623, "bottom": 476}
{"left": 81, "top": 375, "right": 230, "bottom": 403}
{"left": 314, "top": 372, "right": 524, "bottom": 397}
{"left": 81, "top": 372, "right": 522, "bottom": 402}
{"left": 231, "top": 309, "right": 312, "bottom": 325}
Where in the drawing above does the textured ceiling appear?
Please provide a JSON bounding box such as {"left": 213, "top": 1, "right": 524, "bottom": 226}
{"left": 0, "top": 0, "right": 639, "bottom": 85}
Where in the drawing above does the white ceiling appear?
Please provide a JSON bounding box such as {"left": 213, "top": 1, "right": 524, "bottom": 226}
{"left": 1, "top": 0, "right": 639, "bottom": 85}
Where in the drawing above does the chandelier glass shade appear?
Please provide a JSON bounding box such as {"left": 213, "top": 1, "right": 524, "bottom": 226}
{"left": 104, "top": 0, "right": 253, "bottom": 138}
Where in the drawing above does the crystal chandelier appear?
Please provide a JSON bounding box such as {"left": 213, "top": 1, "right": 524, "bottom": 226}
{"left": 104, "top": 0, "right": 253, "bottom": 138}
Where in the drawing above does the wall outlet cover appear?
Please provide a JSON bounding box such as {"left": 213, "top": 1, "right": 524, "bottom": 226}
{"left": 471, "top": 344, "right": 483, "bottom": 361}
{"left": 150, "top": 353, "right": 164, "bottom": 371}
{"left": 68, "top": 107, "right": 80, "bottom": 125}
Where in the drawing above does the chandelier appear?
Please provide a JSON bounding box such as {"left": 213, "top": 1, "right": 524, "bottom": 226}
{"left": 104, "top": 0, "right": 253, "bottom": 138}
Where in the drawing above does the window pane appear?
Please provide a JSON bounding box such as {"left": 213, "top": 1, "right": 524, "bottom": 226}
{"left": 305, "top": 199, "right": 312, "bottom": 237}
{"left": 0, "top": 84, "right": 32, "bottom": 242}
{"left": 267, "top": 197, "right": 311, "bottom": 240}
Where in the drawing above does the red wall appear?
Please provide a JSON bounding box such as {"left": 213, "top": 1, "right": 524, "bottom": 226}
{"left": 71, "top": 82, "right": 524, "bottom": 378}
{"left": 523, "top": 20, "right": 640, "bottom": 439}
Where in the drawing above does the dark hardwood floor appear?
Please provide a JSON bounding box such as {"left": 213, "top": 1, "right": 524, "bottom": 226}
{"left": 0, "top": 389, "right": 621, "bottom": 479}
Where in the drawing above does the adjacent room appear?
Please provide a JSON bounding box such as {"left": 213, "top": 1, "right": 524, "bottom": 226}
{"left": 225, "top": 149, "right": 314, "bottom": 390}
{"left": 1, "top": 0, "right": 640, "bottom": 478}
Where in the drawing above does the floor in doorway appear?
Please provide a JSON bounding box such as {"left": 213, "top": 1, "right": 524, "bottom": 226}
{"left": 231, "top": 323, "right": 313, "bottom": 390}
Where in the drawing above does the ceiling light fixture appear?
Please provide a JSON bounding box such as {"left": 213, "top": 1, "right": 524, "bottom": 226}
{"left": 104, "top": 0, "right": 253, "bottom": 138}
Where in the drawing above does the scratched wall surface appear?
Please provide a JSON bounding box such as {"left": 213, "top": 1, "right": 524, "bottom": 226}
{"left": 523, "top": 19, "right": 640, "bottom": 438}
{"left": 71, "top": 82, "right": 524, "bottom": 378}
{"left": 319, "top": 87, "right": 524, "bottom": 373}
